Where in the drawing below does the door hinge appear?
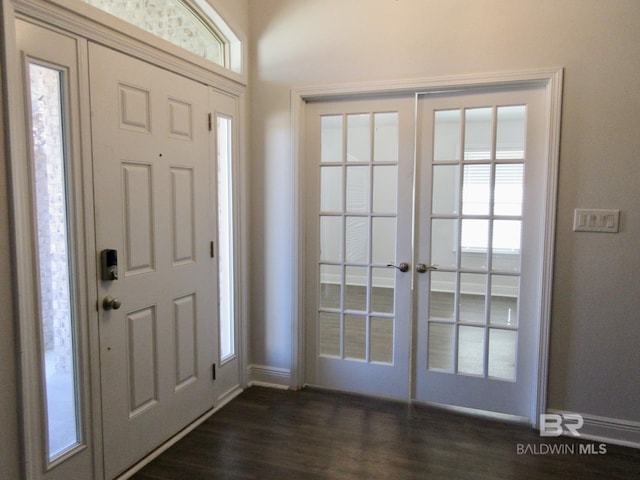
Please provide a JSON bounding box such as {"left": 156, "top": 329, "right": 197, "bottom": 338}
{"left": 210, "top": 240, "right": 215, "bottom": 258}
{"left": 208, "top": 113, "right": 212, "bottom": 131}
{"left": 212, "top": 363, "right": 216, "bottom": 380}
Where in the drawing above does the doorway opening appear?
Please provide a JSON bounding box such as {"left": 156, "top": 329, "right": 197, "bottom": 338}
{"left": 296, "top": 71, "right": 562, "bottom": 424}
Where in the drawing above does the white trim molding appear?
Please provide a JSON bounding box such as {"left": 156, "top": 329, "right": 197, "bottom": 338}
{"left": 290, "top": 68, "right": 564, "bottom": 422}
{"left": 12, "top": 0, "right": 248, "bottom": 90}
{"left": 248, "top": 364, "right": 291, "bottom": 390}
{"left": 547, "top": 409, "right": 640, "bottom": 449}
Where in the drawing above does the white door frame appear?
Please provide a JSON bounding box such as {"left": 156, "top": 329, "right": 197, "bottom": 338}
{"left": 2, "top": 1, "right": 249, "bottom": 478}
{"left": 291, "top": 68, "right": 563, "bottom": 426}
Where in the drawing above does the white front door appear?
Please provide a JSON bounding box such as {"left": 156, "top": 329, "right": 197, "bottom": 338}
{"left": 305, "top": 84, "right": 551, "bottom": 420}
{"left": 414, "top": 85, "right": 548, "bottom": 419}
{"left": 89, "top": 44, "right": 218, "bottom": 479}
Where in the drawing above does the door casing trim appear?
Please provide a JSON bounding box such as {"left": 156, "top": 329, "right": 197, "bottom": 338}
{"left": 291, "top": 68, "right": 563, "bottom": 427}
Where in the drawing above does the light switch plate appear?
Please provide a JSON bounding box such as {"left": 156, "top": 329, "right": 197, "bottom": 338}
{"left": 573, "top": 209, "right": 620, "bottom": 233}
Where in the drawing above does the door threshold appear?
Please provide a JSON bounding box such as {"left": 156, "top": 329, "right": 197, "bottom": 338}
{"left": 304, "top": 384, "right": 530, "bottom": 426}
{"left": 413, "top": 399, "right": 531, "bottom": 426}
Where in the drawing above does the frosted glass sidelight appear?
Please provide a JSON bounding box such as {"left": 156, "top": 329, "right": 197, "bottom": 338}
{"left": 30, "top": 63, "right": 80, "bottom": 460}
{"left": 217, "top": 115, "right": 235, "bottom": 362}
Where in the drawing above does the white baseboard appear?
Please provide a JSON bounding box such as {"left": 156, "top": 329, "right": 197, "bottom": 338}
{"left": 247, "top": 364, "right": 291, "bottom": 389}
{"left": 217, "top": 384, "right": 244, "bottom": 407}
{"left": 547, "top": 409, "right": 640, "bottom": 449}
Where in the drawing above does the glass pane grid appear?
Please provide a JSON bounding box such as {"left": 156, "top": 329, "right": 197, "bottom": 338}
{"left": 428, "top": 103, "right": 525, "bottom": 380}
{"left": 318, "top": 110, "right": 399, "bottom": 366}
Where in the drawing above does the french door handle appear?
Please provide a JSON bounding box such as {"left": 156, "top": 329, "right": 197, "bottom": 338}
{"left": 386, "top": 262, "right": 409, "bottom": 273}
{"left": 416, "top": 263, "right": 438, "bottom": 274}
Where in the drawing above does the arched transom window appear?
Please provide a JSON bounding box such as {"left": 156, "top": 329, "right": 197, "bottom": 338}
{"left": 81, "top": 0, "right": 241, "bottom": 72}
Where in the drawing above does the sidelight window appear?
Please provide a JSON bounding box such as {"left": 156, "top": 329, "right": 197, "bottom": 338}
{"left": 217, "top": 115, "right": 235, "bottom": 361}
{"left": 29, "top": 62, "right": 81, "bottom": 461}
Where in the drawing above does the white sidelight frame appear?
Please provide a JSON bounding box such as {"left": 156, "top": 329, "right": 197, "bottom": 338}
{"left": 291, "top": 68, "right": 563, "bottom": 426}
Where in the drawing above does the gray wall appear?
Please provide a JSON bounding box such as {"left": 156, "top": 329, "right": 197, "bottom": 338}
{"left": 248, "top": 0, "right": 640, "bottom": 424}
{"left": 211, "top": 0, "right": 249, "bottom": 38}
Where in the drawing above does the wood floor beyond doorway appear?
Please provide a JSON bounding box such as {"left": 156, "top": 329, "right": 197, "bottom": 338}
{"left": 132, "top": 386, "right": 640, "bottom": 480}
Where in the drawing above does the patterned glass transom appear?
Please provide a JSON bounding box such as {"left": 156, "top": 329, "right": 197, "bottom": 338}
{"left": 82, "top": 0, "right": 227, "bottom": 66}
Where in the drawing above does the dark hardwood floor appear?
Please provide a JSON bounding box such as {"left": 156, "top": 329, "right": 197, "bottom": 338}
{"left": 132, "top": 386, "right": 640, "bottom": 480}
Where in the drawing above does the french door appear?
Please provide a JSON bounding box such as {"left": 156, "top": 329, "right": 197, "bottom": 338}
{"left": 305, "top": 84, "right": 550, "bottom": 420}
{"left": 89, "top": 44, "right": 218, "bottom": 479}
{"left": 414, "top": 86, "right": 548, "bottom": 418}
{"left": 304, "top": 96, "right": 415, "bottom": 398}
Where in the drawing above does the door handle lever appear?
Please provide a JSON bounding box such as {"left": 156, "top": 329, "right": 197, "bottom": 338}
{"left": 387, "top": 262, "right": 409, "bottom": 273}
{"left": 416, "top": 263, "right": 438, "bottom": 274}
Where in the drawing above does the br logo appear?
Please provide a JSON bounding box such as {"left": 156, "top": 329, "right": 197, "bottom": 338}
{"left": 540, "top": 414, "right": 583, "bottom": 437}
